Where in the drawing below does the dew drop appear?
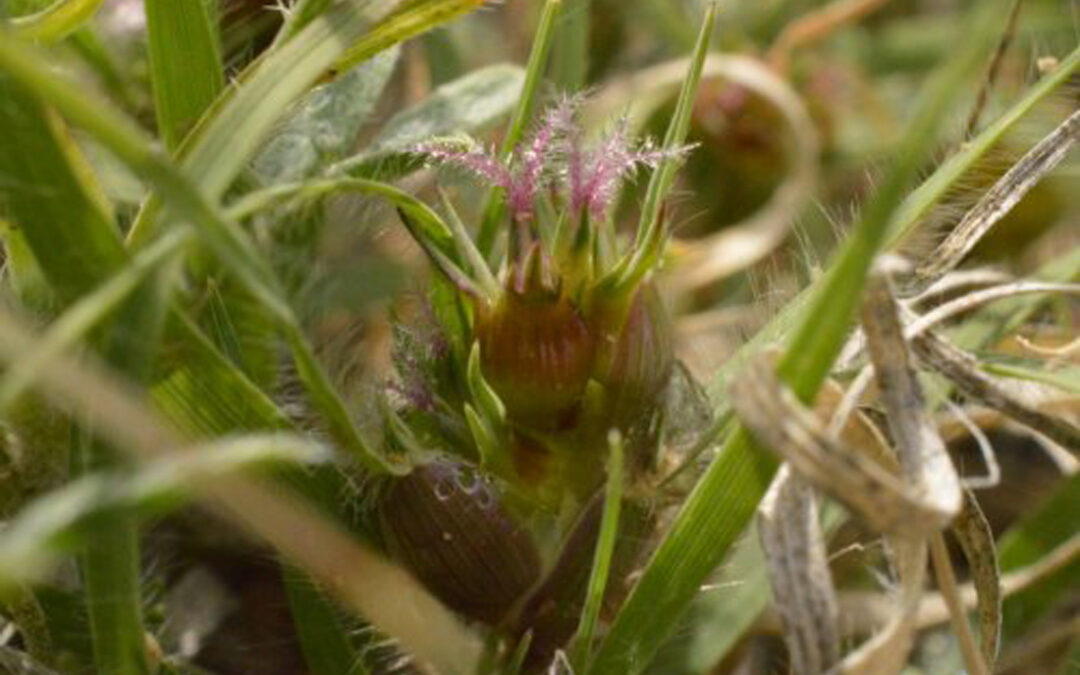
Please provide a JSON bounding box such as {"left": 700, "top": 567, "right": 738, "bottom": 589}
{"left": 433, "top": 480, "right": 454, "bottom": 502}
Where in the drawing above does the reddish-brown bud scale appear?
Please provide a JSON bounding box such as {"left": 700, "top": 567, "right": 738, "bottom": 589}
{"left": 594, "top": 283, "right": 675, "bottom": 424}
{"left": 378, "top": 461, "right": 541, "bottom": 624}
{"left": 476, "top": 290, "right": 595, "bottom": 430}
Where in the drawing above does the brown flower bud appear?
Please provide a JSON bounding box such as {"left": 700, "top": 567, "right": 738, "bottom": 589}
{"left": 378, "top": 460, "right": 541, "bottom": 625}
{"left": 475, "top": 248, "right": 596, "bottom": 430}
{"left": 596, "top": 283, "right": 674, "bottom": 424}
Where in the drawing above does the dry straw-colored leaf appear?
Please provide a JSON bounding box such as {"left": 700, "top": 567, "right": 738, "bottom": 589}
{"left": 912, "top": 330, "right": 1080, "bottom": 452}
{"left": 914, "top": 108, "right": 1080, "bottom": 289}
{"left": 952, "top": 491, "right": 1002, "bottom": 665}
{"left": 758, "top": 467, "right": 840, "bottom": 674}
{"left": 860, "top": 274, "right": 963, "bottom": 522}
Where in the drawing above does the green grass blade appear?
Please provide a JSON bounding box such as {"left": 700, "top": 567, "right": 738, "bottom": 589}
{"left": 125, "top": 0, "right": 400, "bottom": 247}
{"left": 0, "top": 229, "right": 192, "bottom": 412}
{"left": 588, "top": 2, "right": 1009, "bottom": 672}
{"left": 885, "top": 45, "right": 1080, "bottom": 250}
{"left": 152, "top": 309, "right": 294, "bottom": 436}
{"left": 0, "top": 434, "right": 324, "bottom": 584}
{"left": 145, "top": 0, "right": 224, "bottom": 150}
{"left": 613, "top": 2, "right": 715, "bottom": 290}
{"left": 0, "top": 74, "right": 123, "bottom": 302}
{"left": 0, "top": 55, "right": 174, "bottom": 675}
{"left": 333, "top": 0, "right": 487, "bottom": 75}
{"left": 549, "top": 0, "right": 588, "bottom": 92}
{"left": 705, "top": 43, "right": 1080, "bottom": 404}
{"left": 476, "top": 0, "right": 562, "bottom": 258}
{"left": 997, "top": 473, "right": 1079, "bottom": 641}
{"left": 570, "top": 432, "right": 624, "bottom": 671}
{"left": 272, "top": 0, "right": 334, "bottom": 45}
{"left": 283, "top": 565, "right": 371, "bottom": 675}
{"left": 0, "top": 34, "right": 400, "bottom": 475}
{"left": 8, "top": 0, "right": 103, "bottom": 42}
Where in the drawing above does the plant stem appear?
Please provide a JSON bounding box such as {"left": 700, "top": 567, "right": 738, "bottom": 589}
{"left": 930, "top": 532, "right": 991, "bottom": 675}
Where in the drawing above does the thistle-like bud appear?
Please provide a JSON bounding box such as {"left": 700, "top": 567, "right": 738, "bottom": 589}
{"left": 594, "top": 283, "right": 675, "bottom": 425}
{"left": 378, "top": 460, "right": 541, "bottom": 624}
{"left": 475, "top": 246, "right": 596, "bottom": 430}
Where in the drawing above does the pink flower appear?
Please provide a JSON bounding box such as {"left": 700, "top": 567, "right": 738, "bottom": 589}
{"left": 415, "top": 98, "right": 690, "bottom": 226}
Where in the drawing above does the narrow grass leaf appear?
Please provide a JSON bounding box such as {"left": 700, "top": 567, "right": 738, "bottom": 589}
{"left": 476, "top": 0, "right": 562, "bottom": 257}
{"left": 997, "top": 473, "right": 1080, "bottom": 640}
{"left": 588, "top": 2, "right": 1008, "bottom": 671}
{"left": 619, "top": 2, "right": 716, "bottom": 287}
{"left": 549, "top": 0, "right": 588, "bottom": 92}
{"left": 0, "top": 75, "right": 123, "bottom": 302}
{"left": 570, "top": 432, "right": 624, "bottom": 670}
{"left": 0, "top": 229, "right": 192, "bottom": 412}
{"left": 283, "top": 565, "right": 371, "bottom": 675}
{"left": 8, "top": 0, "right": 103, "bottom": 42}
{"left": 0, "top": 434, "right": 326, "bottom": 582}
{"left": 145, "top": 0, "right": 224, "bottom": 150}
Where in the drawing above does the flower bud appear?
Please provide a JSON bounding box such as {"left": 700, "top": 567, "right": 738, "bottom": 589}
{"left": 595, "top": 283, "right": 674, "bottom": 424}
{"left": 475, "top": 248, "right": 595, "bottom": 430}
{"left": 378, "top": 460, "right": 541, "bottom": 624}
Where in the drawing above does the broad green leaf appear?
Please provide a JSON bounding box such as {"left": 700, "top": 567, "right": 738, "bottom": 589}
{"left": 330, "top": 63, "right": 525, "bottom": 177}
{"left": 145, "top": 0, "right": 225, "bottom": 150}
{"left": 252, "top": 46, "right": 401, "bottom": 185}
{"left": 588, "top": 2, "right": 1009, "bottom": 672}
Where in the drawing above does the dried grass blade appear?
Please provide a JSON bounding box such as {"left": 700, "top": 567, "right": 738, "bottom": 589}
{"left": 834, "top": 536, "right": 926, "bottom": 675}
{"left": 911, "top": 330, "right": 1080, "bottom": 452}
{"left": 731, "top": 359, "right": 943, "bottom": 534}
{"left": 757, "top": 467, "right": 839, "bottom": 674}
{"left": 951, "top": 491, "right": 1002, "bottom": 666}
{"left": 929, "top": 531, "right": 990, "bottom": 675}
{"left": 914, "top": 108, "right": 1080, "bottom": 289}
{"left": 860, "top": 273, "right": 962, "bottom": 522}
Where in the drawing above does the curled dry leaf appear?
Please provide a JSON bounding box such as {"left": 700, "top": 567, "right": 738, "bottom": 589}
{"left": 911, "top": 330, "right": 1080, "bottom": 452}
{"left": 588, "top": 53, "right": 819, "bottom": 292}
{"left": 731, "top": 358, "right": 934, "bottom": 675}
{"left": 758, "top": 466, "right": 840, "bottom": 675}
{"left": 832, "top": 280, "right": 1080, "bottom": 434}
{"left": 913, "top": 108, "right": 1080, "bottom": 290}
{"left": 860, "top": 273, "right": 963, "bottom": 523}
{"left": 951, "top": 491, "right": 1002, "bottom": 666}
{"left": 731, "top": 359, "right": 948, "bottom": 535}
